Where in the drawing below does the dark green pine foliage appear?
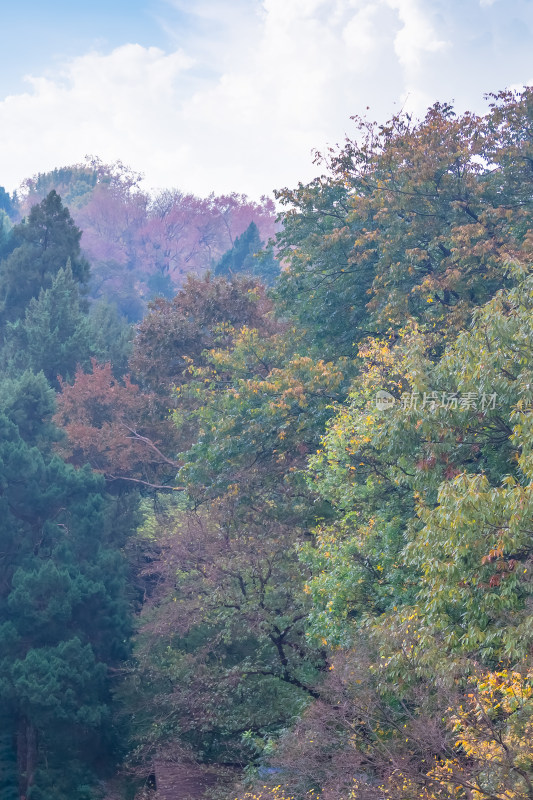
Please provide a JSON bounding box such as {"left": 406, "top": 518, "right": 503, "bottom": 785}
{"left": 88, "top": 300, "right": 133, "bottom": 377}
{"left": 0, "top": 210, "right": 12, "bottom": 261}
{"left": 2, "top": 262, "right": 93, "bottom": 386}
{"left": 0, "top": 718, "right": 18, "bottom": 800}
{"left": 0, "top": 371, "right": 131, "bottom": 800}
{"left": 214, "top": 221, "right": 280, "bottom": 284}
{"left": 146, "top": 270, "right": 175, "bottom": 300}
{"left": 0, "top": 186, "right": 15, "bottom": 217}
{"left": 0, "top": 190, "right": 90, "bottom": 324}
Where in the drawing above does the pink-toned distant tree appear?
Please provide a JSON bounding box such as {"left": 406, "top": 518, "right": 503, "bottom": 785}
{"left": 16, "top": 160, "right": 279, "bottom": 317}
{"left": 210, "top": 192, "right": 278, "bottom": 248}
{"left": 140, "top": 190, "right": 212, "bottom": 282}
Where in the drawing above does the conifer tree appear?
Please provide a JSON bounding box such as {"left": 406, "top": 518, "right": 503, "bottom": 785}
{"left": 215, "top": 221, "right": 280, "bottom": 284}
{"left": 0, "top": 722, "right": 18, "bottom": 800}
{"left": 0, "top": 371, "right": 130, "bottom": 799}
{"left": 2, "top": 262, "right": 93, "bottom": 385}
{"left": 0, "top": 186, "right": 14, "bottom": 217}
{"left": 88, "top": 300, "right": 133, "bottom": 377}
{"left": 0, "top": 190, "right": 89, "bottom": 324}
{"left": 0, "top": 209, "right": 12, "bottom": 260}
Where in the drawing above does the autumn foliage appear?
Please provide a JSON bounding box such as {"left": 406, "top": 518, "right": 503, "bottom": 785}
{"left": 6, "top": 88, "right": 533, "bottom": 800}
{"left": 54, "top": 360, "right": 179, "bottom": 487}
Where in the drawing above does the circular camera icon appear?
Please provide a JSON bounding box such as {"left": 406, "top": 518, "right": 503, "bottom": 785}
{"left": 375, "top": 390, "right": 395, "bottom": 411}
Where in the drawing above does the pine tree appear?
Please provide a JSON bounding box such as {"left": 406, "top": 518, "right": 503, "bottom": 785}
{"left": 0, "top": 719, "right": 18, "bottom": 800}
{"left": 2, "top": 262, "right": 93, "bottom": 385}
{"left": 214, "top": 221, "right": 279, "bottom": 284}
{"left": 88, "top": 300, "right": 133, "bottom": 377}
{"left": 0, "top": 186, "right": 14, "bottom": 217}
{"left": 0, "top": 190, "right": 90, "bottom": 324}
{"left": 0, "top": 209, "right": 12, "bottom": 260}
{"left": 0, "top": 371, "right": 131, "bottom": 799}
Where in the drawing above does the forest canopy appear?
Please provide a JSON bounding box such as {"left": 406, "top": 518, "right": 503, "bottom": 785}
{"left": 0, "top": 87, "right": 532, "bottom": 800}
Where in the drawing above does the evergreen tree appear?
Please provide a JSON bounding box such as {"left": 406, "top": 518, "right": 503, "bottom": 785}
{"left": 0, "top": 370, "right": 130, "bottom": 799}
{"left": 0, "top": 190, "right": 90, "bottom": 324}
{"left": 88, "top": 300, "right": 133, "bottom": 377}
{"left": 146, "top": 269, "right": 175, "bottom": 300}
{"left": 0, "top": 721, "right": 18, "bottom": 800}
{"left": 0, "top": 186, "right": 14, "bottom": 217}
{"left": 215, "top": 221, "right": 280, "bottom": 284}
{"left": 2, "top": 262, "right": 93, "bottom": 385}
{"left": 0, "top": 209, "right": 12, "bottom": 261}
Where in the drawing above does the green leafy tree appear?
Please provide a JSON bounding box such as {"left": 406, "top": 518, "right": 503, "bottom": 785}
{"left": 131, "top": 272, "right": 276, "bottom": 393}
{"left": 218, "top": 91, "right": 533, "bottom": 800}
{"left": 273, "top": 266, "right": 533, "bottom": 800}
{"left": 275, "top": 89, "right": 533, "bottom": 360}
{"left": 179, "top": 325, "right": 348, "bottom": 519}
{"left": 20, "top": 165, "right": 99, "bottom": 210}
{"left": 304, "top": 264, "right": 533, "bottom": 659}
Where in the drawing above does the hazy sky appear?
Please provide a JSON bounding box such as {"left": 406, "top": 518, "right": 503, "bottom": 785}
{"left": 1, "top": 0, "right": 532, "bottom": 200}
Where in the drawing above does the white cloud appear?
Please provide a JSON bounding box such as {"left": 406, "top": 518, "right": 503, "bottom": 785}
{"left": 0, "top": 0, "right": 531, "bottom": 200}
{"left": 0, "top": 44, "right": 194, "bottom": 190}
{"left": 386, "top": 0, "right": 449, "bottom": 71}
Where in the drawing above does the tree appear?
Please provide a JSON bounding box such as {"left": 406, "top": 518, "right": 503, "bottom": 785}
{"left": 131, "top": 273, "right": 276, "bottom": 394}
{"left": 88, "top": 300, "right": 133, "bottom": 377}
{"left": 179, "top": 325, "right": 348, "bottom": 520}
{"left": 0, "top": 208, "right": 12, "bottom": 260}
{"left": 215, "top": 221, "right": 280, "bottom": 285}
{"left": 0, "top": 190, "right": 90, "bottom": 324}
{"left": 2, "top": 262, "right": 93, "bottom": 386}
{"left": 0, "top": 186, "right": 15, "bottom": 217}
{"left": 124, "top": 504, "right": 324, "bottom": 768}
{"left": 303, "top": 262, "right": 533, "bottom": 655}
{"left": 19, "top": 165, "right": 99, "bottom": 211}
{"left": 0, "top": 370, "right": 131, "bottom": 799}
{"left": 54, "top": 359, "right": 180, "bottom": 490}
{"left": 275, "top": 90, "right": 533, "bottom": 360}
{"left": 265, "top": 265, "right": 533, "bottom": 800}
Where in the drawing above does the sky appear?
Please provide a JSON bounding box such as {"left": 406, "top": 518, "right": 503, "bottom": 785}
{"left": 1, "top": 0, "right": 532, "bottom": 201}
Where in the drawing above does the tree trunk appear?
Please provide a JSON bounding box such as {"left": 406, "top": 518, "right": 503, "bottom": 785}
{"left": 17, "top": 719, "right": 37, "bottom": 799}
